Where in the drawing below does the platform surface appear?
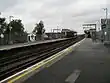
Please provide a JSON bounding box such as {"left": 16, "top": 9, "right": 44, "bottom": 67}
{"left": 0, "top": 38, "right": 67, "bottom": 51}
{"left": 24, "top": 38, "right": 110, "bottom": 83}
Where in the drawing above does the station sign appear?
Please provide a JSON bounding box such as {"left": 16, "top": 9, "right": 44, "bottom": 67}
{"left": 101, "top": 19, "right": 110, "bottom": 30}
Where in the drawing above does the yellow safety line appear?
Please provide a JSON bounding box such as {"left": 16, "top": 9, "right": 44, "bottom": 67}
{"left": 7, "top": 38, "right": 85, "bottom": 83}
{"left": 8, "top": 51, "right": 64, "bottom": 83}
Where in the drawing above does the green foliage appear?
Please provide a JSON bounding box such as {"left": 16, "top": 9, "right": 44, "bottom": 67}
{"left": 0, "top": 16, "right": 28, "bottom": 44}
{"left": 9, "top": 19, "right": 24, "bottom": 35}
{"left": 0, "top": 18, "right": 5, "bottom": 23}
{"left": 0, "top": 18, "right": 25, "bottom": 36}
{"left": 33, "top": 20, "right": 45, "bottom": 34}
{"left": 0, "top": 17, "right": 8, "bottom": 34}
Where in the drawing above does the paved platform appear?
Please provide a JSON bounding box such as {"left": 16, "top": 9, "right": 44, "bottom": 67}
{"left": 0, "top": 38, "right": 68, "bottom": 51}
{"left": 23, "top": 38, "right": 110, "bottom": 83}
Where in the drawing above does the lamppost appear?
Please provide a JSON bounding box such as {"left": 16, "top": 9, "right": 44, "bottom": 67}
{"left": 103, "top": 8, "right": 110, "bottom": 44}
{"left": 8, "top": 16, "right": 13, "bottom": 44}
{"left": 103, "top": 8, "right": 108, "bottom": 22}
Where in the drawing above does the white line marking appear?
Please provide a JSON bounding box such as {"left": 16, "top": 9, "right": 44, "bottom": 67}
{"left": 65, "top": 69, "right": 81, "bottom": 83}
{"left": 0, "top": 38, "right": 85, "bottom": 83}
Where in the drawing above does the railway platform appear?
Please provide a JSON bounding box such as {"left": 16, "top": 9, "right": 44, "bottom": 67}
{"left": 23, "top": 38, "right": 110, "bottom": 83}
{"left": 1, "top": 38, "right": 110, "bottom": 83}
{"left": 0, "top": 38, "right": 68, "bottom": 51}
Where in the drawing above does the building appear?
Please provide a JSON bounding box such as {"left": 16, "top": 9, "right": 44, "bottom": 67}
{"left": 27, "top": 33, "right": 36, "bottom": 42}
{"left": 61, "top": 29, "right": 77, "bottom": 38}
{"left": 46, "top": 29, "right": 77, "bottom": 39}
{"left": 46, "top": 32, "right": 62, "bottom": 39}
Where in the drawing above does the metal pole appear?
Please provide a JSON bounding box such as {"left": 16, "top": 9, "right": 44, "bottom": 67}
{"left": 102, "top": 8, "right": 108, "bottom": 42}
{"left": 105, "top": 8, "right": 108, "bottom": 21}
{"left": 106, "top": 8, "right": 109, "bottom": 41}
{"left": 8, "top": 16, "right": 13, "bottom": 44}
{"left": 104, "top": 8, "right": 109, "bottom": 41}
{"left": 102, "top": 8, "right": 108, "bottom": 24}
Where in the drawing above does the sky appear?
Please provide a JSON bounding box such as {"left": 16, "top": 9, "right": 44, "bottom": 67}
{"left": 0, "top": 0, "right": 108, "bottom": 33}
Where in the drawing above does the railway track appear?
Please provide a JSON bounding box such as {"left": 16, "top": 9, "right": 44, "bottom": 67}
{"left": 0, "top": 35, "right": 84, "bottom": 81}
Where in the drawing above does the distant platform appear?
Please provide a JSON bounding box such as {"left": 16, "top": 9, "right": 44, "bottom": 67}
{"left": 0, "top": 38, "right": 68, "bottom": 51}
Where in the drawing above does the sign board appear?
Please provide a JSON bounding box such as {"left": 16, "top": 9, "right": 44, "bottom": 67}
{"left": 101, "top": 19, "right": 110, "bottom": 31}
{"left": 101, "top": 19, "right": 110, "bottom": 26}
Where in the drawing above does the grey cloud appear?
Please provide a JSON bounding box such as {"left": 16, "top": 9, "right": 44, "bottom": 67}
{"left": 0, "top": 0, "right": 108, "bottom": 33}
{"left": 0, "top": 0, "right": 19, "bottom": 12}
{"left": 44, "top": 0, "right": 78, "bottom": 8}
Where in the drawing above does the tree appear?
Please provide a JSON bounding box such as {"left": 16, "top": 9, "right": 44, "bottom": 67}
{"left": 32, "top": 20, "right": 45, "bottom": 40}
{"left": 0, "top": 17, "right": 28, "bottom": 44}
{"left": 9, "top": 19, "right": 24, "bottom": 36}
{"left": 7, "top": 19, "right": 27, "bottom": 43}
{"left": 0, "top": 17, "right": 8, "bottom": 44}
{"left": 33, "top": 20, "right": 45, "bottom": 34}
{"left": 0, "top": 17, "right": 7, "bottom": 34}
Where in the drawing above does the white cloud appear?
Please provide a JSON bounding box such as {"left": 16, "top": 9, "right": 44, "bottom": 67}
{"left": 0, "top": 0, "right": 107, "bottom": 33}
